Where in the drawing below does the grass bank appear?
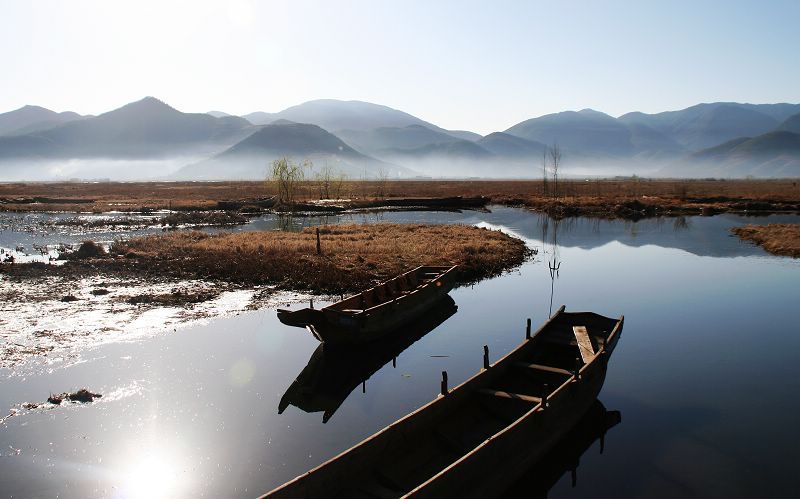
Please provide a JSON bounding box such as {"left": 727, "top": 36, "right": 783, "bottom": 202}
{"left": 731, "top": 224, "right": 800, "bottom": 258}
{"left": 1, "top": 180, "right": 798, "bottom": 219}
{"left": 5, "top": 224, "right": 531, "bottom": 294}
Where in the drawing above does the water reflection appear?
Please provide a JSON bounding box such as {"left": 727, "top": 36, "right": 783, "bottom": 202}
{"left": 278, "top": 296, "right": 458, "bottom": 423}
{"left": 503, "top": 401, "right": 622, "bottom": 498}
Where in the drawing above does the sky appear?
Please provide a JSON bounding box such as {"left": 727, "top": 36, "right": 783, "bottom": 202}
{"left": 1, "top": 0, "right": 799, "bottom": 135}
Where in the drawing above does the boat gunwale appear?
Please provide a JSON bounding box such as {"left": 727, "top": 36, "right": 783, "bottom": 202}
{"left": 405, "top": 311, "right": 624, "bottom": 496}
{"left": 262, "top": 306, "right": 623, "bottom": 498}
{"left": 323, "top": 265, "right": 458, "bottom": 316}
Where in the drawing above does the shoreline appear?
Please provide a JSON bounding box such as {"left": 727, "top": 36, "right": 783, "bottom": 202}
{"left": 1, "top": 179, "right": 798, "bottom": 221}
{"left": 732, "top": 224, "right": 800, "bottom": 258}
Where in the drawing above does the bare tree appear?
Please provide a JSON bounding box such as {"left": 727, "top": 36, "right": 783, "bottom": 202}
{"left": 541, "top": 148, "right": 549, "bottom": 197}
{"left": 375, "top": 168, "right": 390, "bottom": 198}
{"left": 549, "top": 143, "right": 561, "bottom": 199}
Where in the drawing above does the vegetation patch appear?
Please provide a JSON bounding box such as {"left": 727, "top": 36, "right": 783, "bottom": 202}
{"left": 47, "top": 389, "right": 102, "bottom": 405}
{"left": 109, "top": 224, "right": 531, "bottom": 293}
{"left": 732, "top": 224, "right": 800, "bottom": 258}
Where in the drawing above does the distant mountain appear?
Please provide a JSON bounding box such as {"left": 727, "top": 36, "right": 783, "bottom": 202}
{"left": 0, "top": 97, "right": 254, "bottom": 160}
{"left": 175, "top": 122, "right": 407, "bottom": 180}
{"left": 445, "top": 130, "right": 482, "bottom": 141}
{"left": 477, "top": 132, "right": 546, "bottom": 158}
{"left": 336, "top": 124, "right": 461, "bottom": 156}
{"left": 242, "top": 111, "right": 276, "bottom": 125}
{"left": 207, "top": 111, "right": 232, "bottom": 118}
{"left": 666, "top": 131, "right": 800, "bottom": 177}
{"left": 777, "top": 113, "right": 800, "bottom": 134}
{"left": 382, "top": 140, "right": 492, "bottom": 160}
{"left": 505, "top": 109, "right": 638, "bottom": 157}
{"left": 619, "top": 103, "right": 798, "bottom": 151}
{"left": 244, "top": 99, "right": 476, "bottom": 142}
{"left": 0, "top": 105, "right": 83, "bottom": 136}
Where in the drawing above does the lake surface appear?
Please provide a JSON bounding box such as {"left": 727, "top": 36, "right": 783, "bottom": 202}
{"left": 1, "top": 207, "right": 799, "bottom": 498}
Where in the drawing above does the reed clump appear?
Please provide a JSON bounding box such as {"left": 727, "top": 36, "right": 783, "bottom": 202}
{"left": 111, "top": 224, "right": 530, "bottom": 293}
{"left": 731, "top": 224, "right": 800, "bottom": 258}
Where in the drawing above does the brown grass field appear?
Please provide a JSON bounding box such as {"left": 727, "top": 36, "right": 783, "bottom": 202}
{"left": 0, "top": 179, "right": 798, "bottom": 216}
{"left": 2, "top": 224, "right": 530, "bottom": 293}
{"left": 732, "top": 224, "right": 800, "bottom": 258}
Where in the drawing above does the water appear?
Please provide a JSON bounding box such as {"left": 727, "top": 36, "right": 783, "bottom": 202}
{"left": 0, "top": 207, "right": 798, "bottom": 497}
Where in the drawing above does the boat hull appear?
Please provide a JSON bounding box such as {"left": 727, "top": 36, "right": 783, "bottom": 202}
{"left": 263, "top": 307, "right": 624, "bottom": 498}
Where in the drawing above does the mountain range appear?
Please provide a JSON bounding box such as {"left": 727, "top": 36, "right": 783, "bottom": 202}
{"left": 0, "top": 97, "right": 798, "bottom": 180}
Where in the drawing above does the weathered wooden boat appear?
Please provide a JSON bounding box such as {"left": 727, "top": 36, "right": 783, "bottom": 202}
{"left": 277, "top": 265, "right": 458, "bottom": 344}
{"left": 262, "top": 306, "right": 624, "bottom": 498}
{"left": 279, "top": 296, "right": 458, "bottom": 423}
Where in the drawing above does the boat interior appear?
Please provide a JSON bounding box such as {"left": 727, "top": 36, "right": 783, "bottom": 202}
{"left": 331, "top": 266, "right": 454, "bottom": 313}
{"left": 321, "top": 310, "right": 621, "bottom": 498}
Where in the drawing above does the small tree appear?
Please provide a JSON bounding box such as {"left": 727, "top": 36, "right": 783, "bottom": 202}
{"left": 315, "top": 163, "right": 335, "bottom": 199}
{"left": 270, "top": 157, "right": 308, "bottom": 207}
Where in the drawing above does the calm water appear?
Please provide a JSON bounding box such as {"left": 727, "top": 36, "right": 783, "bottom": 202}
{"left": 1, "top": 207, "right": 799, "bottom": 498}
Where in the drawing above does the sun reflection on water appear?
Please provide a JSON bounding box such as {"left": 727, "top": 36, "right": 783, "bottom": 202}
{"left": 115, "top": 447, "right": 187, "bottom": 499}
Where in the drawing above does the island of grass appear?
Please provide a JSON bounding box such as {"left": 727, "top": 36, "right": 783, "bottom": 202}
{"left": 4, "top": 224, "right": 531, "bottom": 296}
{"left": 732, "top": 224, "right": 800, "bottom": 258}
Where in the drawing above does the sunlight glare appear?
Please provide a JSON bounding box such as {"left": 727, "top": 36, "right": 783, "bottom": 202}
{"left": 119, "top": 450, "right": 185, "bottom": 499}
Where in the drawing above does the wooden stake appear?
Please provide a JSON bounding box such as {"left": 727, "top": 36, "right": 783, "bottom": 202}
{"left": 316, "top": 227, "right": 321, "bottom": 255}
{"left": 441, "top": 371, "right": 448, "bottom": 396}
{"left": 483, "top": 345, "right": 489, "bottom": 369}
{"left": 526, "top": 318, "right": 532, "bottom": 339}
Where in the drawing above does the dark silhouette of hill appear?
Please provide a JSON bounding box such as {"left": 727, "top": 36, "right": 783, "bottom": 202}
{"left": 0, "top": 97, "right": 254, "bottom": 160}
{"left": 0, "top": 105, "right": 82, "bottom": 136}
{"left": 477, "top": 132, "right": 546, "bottom": 158}
{"left": 175, "top": 122, "right": 407, "bottom": 180}
{"left": 666, "top": 131, "right": 800, "bottom": 177}
{"left": 777, "top": 113, "right": 800, "bottom": 134}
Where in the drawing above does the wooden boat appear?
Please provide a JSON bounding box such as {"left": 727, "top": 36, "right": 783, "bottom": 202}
{"left": 262, "top": 306, "right": 624, "bottom": 498}
{"left": 279, "top": 296, "right": 457, "bottom": 423}
{"left": 277, "top": 265, "right": 458, "bottom": 344}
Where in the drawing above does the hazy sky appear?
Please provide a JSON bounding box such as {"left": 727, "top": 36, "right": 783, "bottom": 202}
{"left": 1, "top": 0, "right": 798, "bottom": 134}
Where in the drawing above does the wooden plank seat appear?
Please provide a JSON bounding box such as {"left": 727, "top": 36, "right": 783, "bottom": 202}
{"left": 478, "top": 388, "right": 542, "bottom": 404}
{"left": 573, "top": 326, "right": 596, "bottom": 363}
{"left": 512, "top": 362, "right": 573, "bottom": 377}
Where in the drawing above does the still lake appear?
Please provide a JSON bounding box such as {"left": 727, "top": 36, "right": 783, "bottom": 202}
{"left": 1, "top": 207, "right": 799, "bottom": 498}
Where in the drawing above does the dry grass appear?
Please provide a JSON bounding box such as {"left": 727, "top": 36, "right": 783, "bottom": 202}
{"left": 1, "top": 179, "right": 798, "bottom": 214}
{"left": 731, "top": 224, "right": 800, "bottom": 258}
{"left": 110, "top": 224, "right": 530, "bottom": 293}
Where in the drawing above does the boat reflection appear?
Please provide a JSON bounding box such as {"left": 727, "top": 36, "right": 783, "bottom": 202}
{"left": 502, "top": 400, "right": 622, "bottom": 498}
{"left": 278, "top": 295, "right": 458, "bottom": 423}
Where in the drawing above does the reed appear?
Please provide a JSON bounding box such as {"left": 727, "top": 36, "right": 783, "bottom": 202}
{"left": 111, "top": 224, "right": 530, "bottom": 293}
{"left": 731, "top": 224, "right": 800, "bottom": 258}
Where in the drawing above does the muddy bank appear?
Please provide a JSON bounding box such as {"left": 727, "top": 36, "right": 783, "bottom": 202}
{"left": 3, "top": 180, "right": 797, "bottom": 221}
{"left": 504, "top": 197, "right": 800, "bottom": 221}
{"left": 2, "top": 224, "right": 530, "bottom": 294}
{"left": 732, "top": 224, "right": 800, "bottom": 258}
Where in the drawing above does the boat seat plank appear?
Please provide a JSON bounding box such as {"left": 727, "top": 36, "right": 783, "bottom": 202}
{"left": 573, "top": 326, "right": 596, "bottom": 363}
{"left": 478, "top": 388, "right": 542, "bottom": 404}
{"left": 513, "top": 362, "right": 572, "bottom": 376}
